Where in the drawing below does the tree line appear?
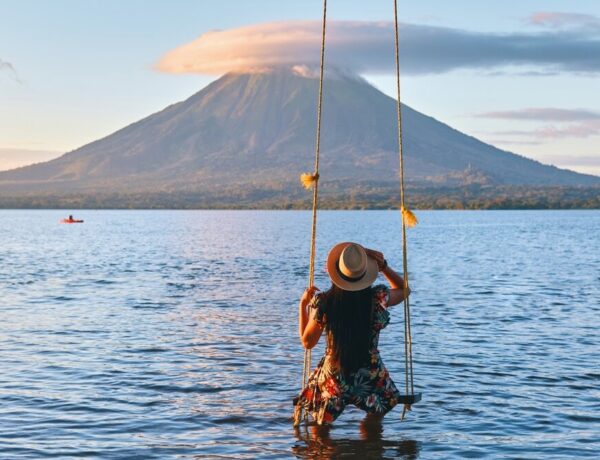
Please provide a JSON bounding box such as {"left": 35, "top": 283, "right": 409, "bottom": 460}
{"left": 0, "top": 185, "right": 598, "bottom": 209}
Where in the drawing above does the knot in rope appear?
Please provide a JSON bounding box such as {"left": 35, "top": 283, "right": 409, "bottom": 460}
{"left": 300, "top": 172, "right": 320, "bottom": 189}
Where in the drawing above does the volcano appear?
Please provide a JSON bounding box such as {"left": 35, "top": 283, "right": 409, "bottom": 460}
{"left": 1, "top": 67, "right": 598, "bottom": 199}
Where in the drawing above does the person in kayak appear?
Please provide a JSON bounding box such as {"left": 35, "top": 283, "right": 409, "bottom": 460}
{"left": 61, "top": 215, "right": 83, "bottom": 223}
{"left": 294, "top": 242, "right": 411, "bottom": 425}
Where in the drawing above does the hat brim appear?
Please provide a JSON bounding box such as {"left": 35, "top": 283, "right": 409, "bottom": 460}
{"left": 326, "top": 242, "right": 379, "bottom": 292}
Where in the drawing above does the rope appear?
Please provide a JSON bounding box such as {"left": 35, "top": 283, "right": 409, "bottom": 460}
{"left": 294, "top": 0, "right": 328, "bottom": 428}
{"left": 294, "top": 0, "right": 417, "bottom": 426}
{"left": 393, "top": 0, "right": 415, "bottom": 401}
{"left": 309, "top": 0, "right": 327, "bottom": 299}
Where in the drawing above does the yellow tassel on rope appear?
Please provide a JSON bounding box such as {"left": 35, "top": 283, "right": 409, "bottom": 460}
{"left": 300, "top": 173, "right": 319, "bottom": 189}
{"left": 401, "top": 206, "right": 418, "bottom": 228}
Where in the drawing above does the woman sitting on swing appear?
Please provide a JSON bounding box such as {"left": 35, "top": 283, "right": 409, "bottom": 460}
{"left": 294, "top": 242, "right": 411, "bottom": 425}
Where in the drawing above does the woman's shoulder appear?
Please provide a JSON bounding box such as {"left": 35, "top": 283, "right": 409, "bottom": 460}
{"left": 308, "top": 290, "right": 328, "bottom": 309}
{"left": 371, "top": 284, "right": 391, "bottom": 330}
{"left": 308, "top": 290, "right": 329, "bottom": 326}
{"left": 372, "top": 284, "right": 390, "bottom": 305}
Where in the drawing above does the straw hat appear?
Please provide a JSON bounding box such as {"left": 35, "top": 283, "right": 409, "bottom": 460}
{"left": 326, "top": 242, "right": 379, "bottom": 291}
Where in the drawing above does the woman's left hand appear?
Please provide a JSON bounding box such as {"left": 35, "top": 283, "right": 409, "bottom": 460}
{"left": 301, "top": 286, "right": 319, "bottom": 305}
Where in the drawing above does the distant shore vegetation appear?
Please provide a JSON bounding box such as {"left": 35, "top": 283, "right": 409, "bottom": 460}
{"left": 0, "top": 185, "right": 598, "bottom": 210}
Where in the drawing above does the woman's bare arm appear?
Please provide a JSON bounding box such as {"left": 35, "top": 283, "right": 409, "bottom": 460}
{"left": 381, "top": 265, "right": 410, "bottom": 306}
{"left": 365, "top": 248, "right": 411, "bottom": 307}
{"left": 298, "top": 287, "right": 324, "bottom": 349}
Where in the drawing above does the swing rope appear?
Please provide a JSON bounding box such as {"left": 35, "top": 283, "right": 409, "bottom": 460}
{"left": 393, "top": 0, "right": 416, "bottom": 415}
{"left": 295, "top": 0, "right": 418, "bottom": 427}
{"left": 295, "top": 0, "right": 328, "bottom": 428}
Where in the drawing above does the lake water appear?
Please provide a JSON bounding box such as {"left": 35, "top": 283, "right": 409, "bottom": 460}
{"left": 0, "top": 210, "right": 599, "bottom": 459}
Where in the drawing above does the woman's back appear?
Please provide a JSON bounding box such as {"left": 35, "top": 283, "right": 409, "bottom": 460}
{"left": 311, "top": 285, "right": 391, "bottom": 375}
{"left": 324, "top": 285, "right": 373, "bottom": 374}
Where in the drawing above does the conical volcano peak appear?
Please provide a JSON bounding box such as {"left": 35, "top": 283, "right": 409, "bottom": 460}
{"left": 290, "top": 64, "right": 364, "bottom": 81}
{"left": 1, "top": 67, "right": 597, "bottom": 197}
{"left": 226, "top": 64, "right": 364, "bottom": 82}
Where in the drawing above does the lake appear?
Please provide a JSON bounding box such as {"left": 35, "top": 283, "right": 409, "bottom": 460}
{"left": 0, "top": 210, "right": 599, "bottom": 459}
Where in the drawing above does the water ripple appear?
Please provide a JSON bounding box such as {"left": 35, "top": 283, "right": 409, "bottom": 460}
{"left": 0, "top": 210, "right": 599, "bottom": 459}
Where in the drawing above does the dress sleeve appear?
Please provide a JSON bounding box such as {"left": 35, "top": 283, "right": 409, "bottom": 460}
{"left": 372, "top": 285, "right": 391, "bottom": 330}
{"left": 372, "top": 284, "right": 390, "bottom": 309}
{"left": 308, "top": 292, "right": 327, "bottom": 327}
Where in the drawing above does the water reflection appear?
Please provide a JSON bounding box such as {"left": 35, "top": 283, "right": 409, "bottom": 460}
{"left": 292, "top": 417, "right": 420, "bottom": 459}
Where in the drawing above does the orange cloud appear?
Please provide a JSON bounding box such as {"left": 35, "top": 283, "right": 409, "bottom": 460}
{"left": 529, "top": 11, "right": 600, "bottom": 30}
{"left": 156, "top": 21, "right": 394, "bottom": 75}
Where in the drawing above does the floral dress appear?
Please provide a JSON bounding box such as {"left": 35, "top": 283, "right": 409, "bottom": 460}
{"left": 294, "top": 285, "right": 401, "bottom": 425}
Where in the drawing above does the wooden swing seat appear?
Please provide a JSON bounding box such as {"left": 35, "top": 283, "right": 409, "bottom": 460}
{"left": 398, "top": 393, "right": 422, "bottom": 405}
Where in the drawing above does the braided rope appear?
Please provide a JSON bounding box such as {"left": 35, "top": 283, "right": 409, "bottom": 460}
{"left": 295, "top": 0, "right": 416, "bottom": 426}
{"left": 393, "top": 0, "right": 415, "bottom": 400}
{"left": 294, "top": 0, "right": 328, "bottom": 427}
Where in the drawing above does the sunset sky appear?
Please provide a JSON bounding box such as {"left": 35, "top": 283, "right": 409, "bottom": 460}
{"left": 1, "top": 0, "right": 599, "bottom": 175}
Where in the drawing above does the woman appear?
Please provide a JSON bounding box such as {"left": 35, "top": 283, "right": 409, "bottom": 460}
{"left": 295, "top": 242, "right": 410, "bottom": 425}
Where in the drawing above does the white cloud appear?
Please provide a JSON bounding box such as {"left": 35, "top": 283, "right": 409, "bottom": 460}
{"left": 0, "top": 58, "right": 22, "bottom": 83}
{"left": 156, "top": 19, "right": 600, "bottom": 76}
{"left": 480, "top": 107, "right": 600, "bottom": 141}
{"left": 480, "top": 108, "right": 600, "bottom": 122}
{"left": 488, "top": 122, "right": 600, "bottom": 141}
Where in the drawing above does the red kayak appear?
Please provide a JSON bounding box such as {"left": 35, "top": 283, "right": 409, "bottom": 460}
{"left": 61, "top": 219, "right": 84, "bottom": 224}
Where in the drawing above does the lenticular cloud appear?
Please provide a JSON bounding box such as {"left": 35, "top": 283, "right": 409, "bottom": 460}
{"left": 156, "top": 19, "right": 600, "bottom": 76}
{"left": 156, "top": 21, "right": 397, "bottom": 75}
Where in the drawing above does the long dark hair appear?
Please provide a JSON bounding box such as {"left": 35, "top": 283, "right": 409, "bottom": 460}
{"left": 324, "top": 284, "right": 373, "bottom": 375}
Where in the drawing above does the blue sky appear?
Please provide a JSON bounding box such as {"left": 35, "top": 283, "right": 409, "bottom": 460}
{"left": 1, "top": 0, "right": 599, "bottom": 175}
